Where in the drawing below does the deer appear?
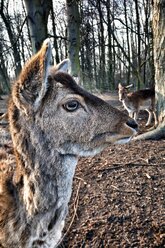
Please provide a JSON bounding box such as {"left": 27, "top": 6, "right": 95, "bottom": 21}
{"left": 118, "top": 83, "right": 158, "bottom": 127}
{"left": 0, "top": 39, "right": 138, "bottom": 248}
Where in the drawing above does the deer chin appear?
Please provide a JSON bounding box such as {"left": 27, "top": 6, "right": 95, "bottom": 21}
{"left": 58, "top": 130, "right": 136, "bottom": 158}
{"left": 105, "top": 131, "right": 137, "bottom": 145}
{"left": 58, "top": 143, "right": 107, "bottom": 157}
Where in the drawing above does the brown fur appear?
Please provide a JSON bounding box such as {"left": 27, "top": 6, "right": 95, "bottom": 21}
{"left": 0, "top": 40, "right": 137, "bottom": 248}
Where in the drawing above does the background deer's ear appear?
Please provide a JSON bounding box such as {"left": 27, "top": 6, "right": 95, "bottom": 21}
{"left": 54, "top": 59, "right": 70, "bottom": 73}
{"left": 13, "top": 39, "right": 52, "bottom": 113}
{"left": 125, "top": 84, "right": 133, "bottom": 89}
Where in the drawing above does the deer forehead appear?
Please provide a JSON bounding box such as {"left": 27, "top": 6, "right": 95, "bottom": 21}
{"left": 43, "top": 82, "right": 85, "bottom": 106}
{"left": 46, "top": 80, "right": 90, "bottom": 108}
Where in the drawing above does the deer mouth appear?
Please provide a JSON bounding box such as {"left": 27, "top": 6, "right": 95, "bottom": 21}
{"left": 114, "top": 136, "right": 132, "bottom": 144}
{"left": 92, "top": 131, "right": 136, "bottom": 146}
{"left": 107, "top": 134, "right": 135, "bottom": 144}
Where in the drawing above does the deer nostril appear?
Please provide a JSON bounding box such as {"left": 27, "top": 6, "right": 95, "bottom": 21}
{"left": 126, "top": 119, "right": 138, "bottom": 130}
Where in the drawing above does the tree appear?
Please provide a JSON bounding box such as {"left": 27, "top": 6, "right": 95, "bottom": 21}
{"left": 50, "top": 1, "right": 60, "bottom": 64}
{"left": 66, "top": 0, "right": 80, "bottom": 78}
{"left": 134, "top": 0, "right": 141, "bottom": 89}
{"left": 134, "top": 0, "right": 165, "bottom": 140}
{"left": 123, "top": 0, "right": 131, "bottom": 85}
{"left": 0, "top": 0, "right": 22, "bottom": 76}
{"left": 0, "top": 0, "right": 159, "bottom": 93}
{"left": 24, "top": 0, "right": 52, "bottom": 53}
{"left": 0, "top": 41, "right": 10, "bottom": 92}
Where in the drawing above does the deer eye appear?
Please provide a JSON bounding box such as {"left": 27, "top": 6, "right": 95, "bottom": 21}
{"left": 63, "top": 100, "right": 80, "bottom": 112}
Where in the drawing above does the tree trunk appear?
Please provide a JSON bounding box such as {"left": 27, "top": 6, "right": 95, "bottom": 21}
{"left": 0, "top": 0, "right": 22, "bottom": 76}
{"left": 66, "top": 0, "right": 80, "bottom": 79}
{"left": 24, "top": 0, "right": 52, "bottom": 53}
{"left": 91, "top": 17, "right": 97, "bottom": 88}
{"left": 106, "top": 0, "right": 114, "bottom": 90}
{"left": 50, "top": 2, "right": 60, "bottom": 64}
{"left": 134, "top": 0, "right": 165, "bottom": 140}
{"left": 0, "top": 41, "right": 10, "bottom": 92}
{"left": 97, "top": 0, "right": 106, "bottom": 90}
{"left": 153, "top": 0, "right": 165, "bottom": 125}
{"left": 134, "top": 0, "right": 141, "bottom": 89}
{"left": 124, "top": 0, "right": 131, "bottom": 85}
{"left": 84, "top": 22, "right": 93, "bottom": 84}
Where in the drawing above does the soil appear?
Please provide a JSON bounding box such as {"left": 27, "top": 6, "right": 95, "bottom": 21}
{"left": 62, "top": 140, "right": 165, "bottom": 248}
{"left": 0, "top": 93, "right": 165, "bottom": 248}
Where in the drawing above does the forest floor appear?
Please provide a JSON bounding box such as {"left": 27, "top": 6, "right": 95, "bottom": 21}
{"left": 0, "top": 93, "right": 165, "bottom": 248}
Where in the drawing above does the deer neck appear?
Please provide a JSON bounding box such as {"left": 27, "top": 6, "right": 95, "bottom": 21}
{"left": 121, "top": 95, "right": 133, "bottom": 113}
{"left": 12, "top": 123, "right": 78, "bottom": 217}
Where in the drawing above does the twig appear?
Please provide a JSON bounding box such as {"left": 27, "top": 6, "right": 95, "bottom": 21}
{"left": 75, "top": 176, "right": 87, "bottom": 184}
{"left": 111, "top": 184, "right": 139, "bottom": 194}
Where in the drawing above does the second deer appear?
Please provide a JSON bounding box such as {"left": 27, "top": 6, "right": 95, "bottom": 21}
{"left": 118, "top": 83, "right": 158, "bottom": 127}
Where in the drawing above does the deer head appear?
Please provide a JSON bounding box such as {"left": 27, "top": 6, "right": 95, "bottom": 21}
{"left": 118, "top": 83, "right": 133, "bottom": 101}
{"left": 10, "top": 41, "right": 137, "bottom": 161}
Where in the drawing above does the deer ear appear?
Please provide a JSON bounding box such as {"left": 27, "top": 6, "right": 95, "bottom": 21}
{"left": 13, "top": 39, "right": 52, "bottom": 113}
{"left": 125, "top": 84, "right": 133, "bottom": 89}
{"left": 54, "top": 59, "right": 70, "bottom": 73}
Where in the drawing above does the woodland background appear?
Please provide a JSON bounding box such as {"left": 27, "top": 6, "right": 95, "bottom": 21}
{"left": 0, "top": 0, "right": 154, "bottom": 93}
